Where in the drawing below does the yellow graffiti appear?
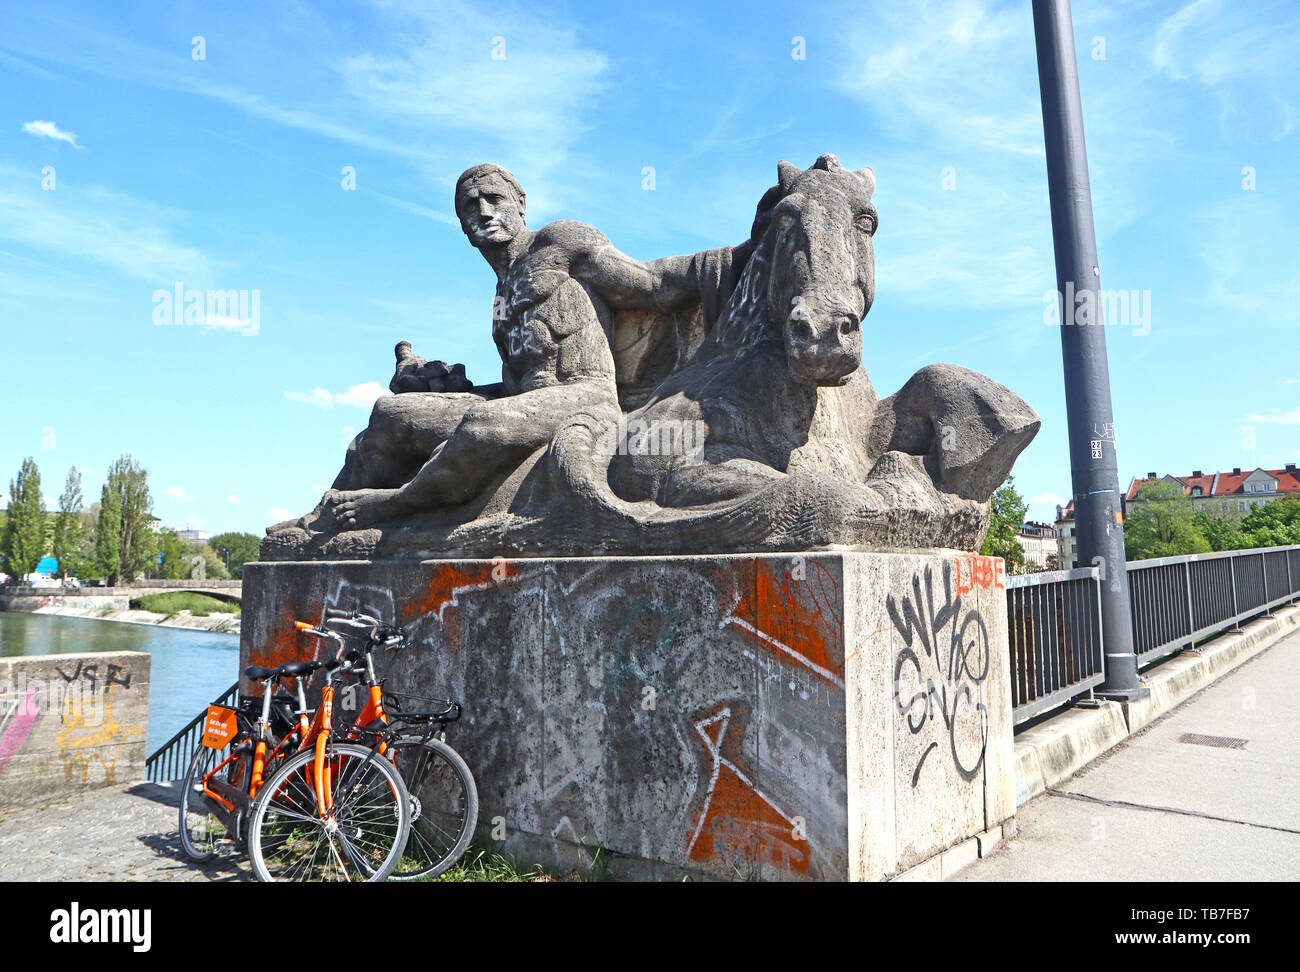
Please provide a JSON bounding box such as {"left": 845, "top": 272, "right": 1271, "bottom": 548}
{"left": 55, "top": 683, "right": 144, "bottom": 785}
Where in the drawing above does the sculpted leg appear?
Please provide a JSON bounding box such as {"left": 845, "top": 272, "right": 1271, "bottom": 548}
{"left": 330, "top": 382, "right": 616, "bottom": 529}
{"left": 332, "top": 392, "right": 489, "bottom": 490}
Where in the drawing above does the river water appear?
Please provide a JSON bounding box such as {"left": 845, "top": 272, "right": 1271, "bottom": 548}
{"left": 0, "top": 612, "right": 241, "bottom": 755}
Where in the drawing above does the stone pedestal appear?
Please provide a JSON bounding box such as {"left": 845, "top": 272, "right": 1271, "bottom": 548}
{"left": 240, "top": 551, "right": 1013, "bottom": 881}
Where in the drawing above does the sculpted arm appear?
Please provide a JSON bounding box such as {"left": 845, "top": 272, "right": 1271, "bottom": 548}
{"left": 562, "top": 222, "right": 751, "bottom": 313}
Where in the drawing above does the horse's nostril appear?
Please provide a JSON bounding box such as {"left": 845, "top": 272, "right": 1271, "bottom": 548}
{"left": 838, "top": 316, "right": 860, "bottom": 335}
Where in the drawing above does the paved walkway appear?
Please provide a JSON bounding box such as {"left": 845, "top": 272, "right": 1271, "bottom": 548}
{"left": 0, "top": 781, "right": 250, "bottom": 882}
{"left": 959, "top": 627, "right": 1300, "bottom": 881}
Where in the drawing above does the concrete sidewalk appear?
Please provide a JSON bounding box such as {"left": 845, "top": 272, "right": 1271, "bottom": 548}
{"left": 958, "top": 627, "right": 1300, "bottom": 881}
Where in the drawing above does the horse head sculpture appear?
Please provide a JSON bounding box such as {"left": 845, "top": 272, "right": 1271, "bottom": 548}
{"left": 753, "top": 153, "right": 877, "bottom": 386}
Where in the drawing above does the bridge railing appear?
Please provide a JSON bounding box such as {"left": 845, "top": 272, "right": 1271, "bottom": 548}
{"left": 1006, "top": 566, "right": 1105, "bottom": 724}
{"left": 1127, "top": 545, "right": 1300, "bottom": 663}
{"left": 1006, "top": 544, "right": 1300, "bottom": 726}
{"left": 144, "top": 682, "right": 240, "bottom": 783}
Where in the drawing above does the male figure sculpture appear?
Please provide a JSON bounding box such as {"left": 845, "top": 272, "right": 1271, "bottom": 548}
{"left": 323, "top": 164, "right": 662, "bottom": 528}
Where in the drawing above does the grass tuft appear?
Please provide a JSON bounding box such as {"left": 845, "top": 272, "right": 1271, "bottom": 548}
{"left": 129, "top": 592, "right": 241, "bottom": 617}
{"left": 421, "top": 843, "right": 566, "bottom": 882}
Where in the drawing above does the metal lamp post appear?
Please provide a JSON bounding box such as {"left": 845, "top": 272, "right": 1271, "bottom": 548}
{"left": 1032, "top": 0, "right": 1147, "bottom": 700}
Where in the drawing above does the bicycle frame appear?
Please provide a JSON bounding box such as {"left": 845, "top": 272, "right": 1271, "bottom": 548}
{"left": 288, "top": 621, "right": 394, "bottom": 818}
{"left": 201, "top": 672, "right": 309, "bottom": 814}
{"left": 288, "top": 610, "right": 464, "bottom": 824}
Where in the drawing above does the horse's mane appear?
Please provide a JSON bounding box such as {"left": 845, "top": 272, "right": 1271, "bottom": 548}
{"left": 708, "top": 154, "right": 877, "bottom": 354}
{"left": 607, "top": 154, "right": 874, "bottom": 404}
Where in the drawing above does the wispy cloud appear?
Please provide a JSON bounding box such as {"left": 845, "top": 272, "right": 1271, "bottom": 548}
{"left": 0, "top": 50, "right": 61, "bottom": 81}
{"left": 1247, "top": 407, "right": 1300, "bottom": 424}
{"left": 164, "top": 486, "right": 194, "bottom": 501}
{"left": 826, "top": 0, "right": 1055, "bottom": 310}
{"left": 1, "top": 2, "right": 611, "bottom": 218}
{"left": 0, "top": 167, "right": 219, "bottom": 282}
{"left": 202, "top": 315, "right": 255, "bottom": 333}
{"left": 21, "top": 119, "right": 80, "bottom": 147}
{"left": 1151, "top": 0, "right": 1300, "bottom": 86}
{"left": 691, "top": 106, "right": 796, "bottom": 156}
{"left": 285, "top": 382, "right": 389, "bottom": 410}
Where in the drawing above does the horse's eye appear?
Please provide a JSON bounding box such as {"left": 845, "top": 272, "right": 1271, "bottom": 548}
{"left": 855, "top": 212, "right": 877, "bottom": 235}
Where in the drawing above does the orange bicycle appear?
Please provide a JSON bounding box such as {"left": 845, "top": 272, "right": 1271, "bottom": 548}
{"left": 178, "top": 660, "right": 321, "bottom": 862}
{"left": 306, "top": 607, "right": 479, "bottom": 880}
{"left": 245, "top": 623, "right": 411, "bottom": 882}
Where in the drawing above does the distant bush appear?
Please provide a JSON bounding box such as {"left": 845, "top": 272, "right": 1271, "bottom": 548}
{"left": 130, "top": 592, "right": 241, "bottom": 617}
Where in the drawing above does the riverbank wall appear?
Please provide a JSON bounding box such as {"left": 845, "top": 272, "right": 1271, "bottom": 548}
{"left": 0, "top": 593, "right": 239, "bottom": 634}
{"left": 0, "top": 650, "right": 151, "bottom": 805}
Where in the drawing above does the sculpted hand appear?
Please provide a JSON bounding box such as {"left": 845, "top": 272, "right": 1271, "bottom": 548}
{"left": 390, "top": 340, "right": 474, "bottom": 394}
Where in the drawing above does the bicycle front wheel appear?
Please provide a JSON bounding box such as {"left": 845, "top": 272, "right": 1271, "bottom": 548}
{"left": 248, "top": 741, "right": 410, "bottom": 882}
{"left": 388, "top": 736, "right": 478, "bottom": 880}
{"left": 178, "top": 744, "right": 239, "bottom": 862}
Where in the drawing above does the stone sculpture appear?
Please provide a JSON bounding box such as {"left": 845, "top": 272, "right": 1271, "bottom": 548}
{"left": 265, "top": 155, "right": 1039, "bottom": 560}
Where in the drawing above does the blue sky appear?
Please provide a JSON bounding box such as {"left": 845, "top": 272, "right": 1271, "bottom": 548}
{"left": 1, "top": 0, "right": 1296, "bottom": 535}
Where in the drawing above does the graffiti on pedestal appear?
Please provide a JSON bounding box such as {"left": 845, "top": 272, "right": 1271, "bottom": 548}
{"left": 686, "top": 702, "right": 810, "bottom": 875}
{"left": 723, "top": 557, "right": 845, "bottom": 689}
{"left": 888, "top": 559, "right": 994, "bottom": 787}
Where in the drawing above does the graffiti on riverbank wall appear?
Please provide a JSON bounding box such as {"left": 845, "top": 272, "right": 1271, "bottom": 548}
{"left": 54, "top": 660, "right": 144, "bottom": 784}
{"left": 0, "top": 656, "right": 146, "bottom": 790}
{"left": 0, "top": 689, "right": 40, "bottom": 776}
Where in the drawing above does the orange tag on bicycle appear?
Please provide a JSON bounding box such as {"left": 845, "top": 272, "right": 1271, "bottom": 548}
{"left": 201, "top": 705, "right": 238, "bottom": 749}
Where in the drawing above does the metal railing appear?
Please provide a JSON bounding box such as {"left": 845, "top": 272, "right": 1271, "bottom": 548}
{"left": 1127, "top": 545, "right": 1300, "bottom": 663}
{"left": 144, "top": 681, "right": 239, "bottom": 783}
{"left": 1006, "top": 566, "right": 1105, "bottom": 724}
{"left": 1006, "top": 544, "right": 1300, "bottom": 725}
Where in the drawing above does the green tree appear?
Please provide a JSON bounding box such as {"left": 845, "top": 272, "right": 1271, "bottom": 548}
{"left": 95, "top": 455, "right": 156, "bottom": 585}
{"left": 192, "top": 543, "right": 230, "bottom": 580}
{"left": 210, "top": 531, "right": 261, "bottom": 579}
{"left": 50, "top": 467, "right": 84, "bottom": 578}
{"left": 980, "top": 476, "right": 1029, "bottom": 573}
{"left": 1124, "top": 479, "right": 1211, "bottom": 559}
{"left": 3, "top": 457, "right": 46, "bottom": 578}
{"left": 95, "top": 483, "right": 121, "bottom": 580}
{"left": 1192, "top": 508, "right": 1245, "bottom": 552}
{"left": 1239, "top": 495, "right": 1300, "bottom": 547}
{"left": 76, "top": 503, "right": 101, "bottom": 580}
{"left": 152, "top": 528, "right": 192, "bottom": 579}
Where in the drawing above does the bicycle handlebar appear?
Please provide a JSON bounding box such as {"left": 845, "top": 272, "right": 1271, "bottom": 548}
{"left": 320, "top": 607, "right": 409, "bottom": 651}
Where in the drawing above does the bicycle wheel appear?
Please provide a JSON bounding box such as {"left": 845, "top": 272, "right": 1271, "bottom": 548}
{"left": 388, "top": 736, "right": 478, "bottom": 880}
{"left": 178, "top": 744, "right": 239, "bottom": 862}
{"left": 248, "top": 741, "right": 410, "bottom": 882}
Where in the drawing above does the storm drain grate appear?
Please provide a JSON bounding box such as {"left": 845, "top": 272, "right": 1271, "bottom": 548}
{"left": 1178, "top": 733, "right": 1248, "bottom": 750}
